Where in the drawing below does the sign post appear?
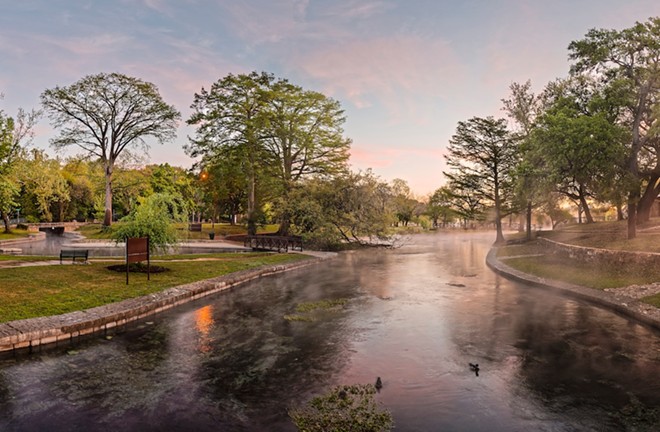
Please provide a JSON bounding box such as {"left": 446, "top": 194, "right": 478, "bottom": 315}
{"left": 126, "top": 237, "right": 150, "bottom": 285}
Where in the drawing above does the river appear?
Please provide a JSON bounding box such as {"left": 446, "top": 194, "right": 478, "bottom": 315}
{"left": 0, "top": 232, "right": 658, "bottom": 431}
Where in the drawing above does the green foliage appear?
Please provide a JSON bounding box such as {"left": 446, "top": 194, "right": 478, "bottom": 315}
{"left": 427, "top": 186, "right": 457, "bottom": 228}
{"left": 19, "top": 150, "right": 70, "bottom": 222}
{"left": 444, "top": 116, "right": 518, "bottom": 242}
{"left": 112, "top": 193, "right": 186, "bottom": 253}
{"left": 568, "top": 17, "right": 660, "bottom": 237}
{"left": 289, "top": 384, "right": 393, "bottom": 432}
{"left": 268, "top": 170, "right": 397, "bottom": 249}
{"left": 187, "top": 71, "right": 351, "bottom": 236}
{"left": 42, "top": 72, "right": 181, "bottom": 226}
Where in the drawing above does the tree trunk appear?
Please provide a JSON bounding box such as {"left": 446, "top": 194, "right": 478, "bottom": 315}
{"left": 636, "top": 176, "right": 660, "bottom": 224}
{"left": 1, "top": 211, "right": 11, "bottom": 234}
{"left": 246, "top": 172, "right": 257, "bottom": 236}
{"left": 277, "top": 215, "right": 290, "bottom": 236}
{"left": 525, "top": 201, "right": 532, "bottom": 241}
{"left": 103, "top": 163, "right": 113, "bottom": 227}
{"left": 627, "top": 195, "right": 638, "bottom": 239}
{"left": 617, "top": 203, "right": 624, "bottom": 221}
{"left": 579, "top": 194, "right": 594, "bottom": 224}
{"left": 494, "top": 185, "right": 504, "bottom": 244}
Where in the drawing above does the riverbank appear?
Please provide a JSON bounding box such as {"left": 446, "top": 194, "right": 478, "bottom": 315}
{"left": 486, "top": 248, "right": 660, "bottom": 331}
{"left": 0, "top": 251, "right": 336, "bottom": 354}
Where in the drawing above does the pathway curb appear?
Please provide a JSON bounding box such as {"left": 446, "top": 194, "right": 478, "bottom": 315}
{"left": 0, "top": 252, "right": 336, "bottom": 353}
{"left": 486, "top": 248, "right": 660, "bottom": 331}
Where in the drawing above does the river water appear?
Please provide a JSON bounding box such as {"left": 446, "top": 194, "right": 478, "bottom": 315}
{"left": 1, "top": 232, "right": 659, "bottom": 431}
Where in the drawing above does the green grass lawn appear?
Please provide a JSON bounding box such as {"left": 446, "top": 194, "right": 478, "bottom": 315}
{"left": 0, "top": 252, "right": 310, "bottom": 323}
{"left": 537, "top": 219, "right": 660, "bottom": 252}
{"left": 502, "top": 254, "right": 660, "bottom": 290}
{"left": 0, "top": 229, "right": 31, "bottom": 241}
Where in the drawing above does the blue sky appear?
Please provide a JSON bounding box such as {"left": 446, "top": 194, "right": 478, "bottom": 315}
{"left": 1, "top": 0, "right": 659, "bottom": 196}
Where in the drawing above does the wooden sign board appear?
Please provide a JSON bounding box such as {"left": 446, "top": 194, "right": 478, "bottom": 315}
{"left": 126, "top": 237, "right": 150, "bottom": 285}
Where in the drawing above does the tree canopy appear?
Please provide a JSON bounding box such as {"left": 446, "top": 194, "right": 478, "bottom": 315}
{"left": 41, "top": 72, "right": 180, "bottom": 227}
{"left": 187, "top": 71, "right": 351, "bottom": 236}
{"left": 568, "top": 16, "right": 660, "bottom": 238}
{"left": 444, "top": 116, "right": 518, "bottom": 243}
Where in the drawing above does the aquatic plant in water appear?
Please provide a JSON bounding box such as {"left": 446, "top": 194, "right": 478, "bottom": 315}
{"left": 289, "top": 384, "right": 393, "bottom": 432}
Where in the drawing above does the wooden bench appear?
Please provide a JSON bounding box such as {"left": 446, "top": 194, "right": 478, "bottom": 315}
{"left": 188, "top": 223, "right": 202, "bottom": 232}
{"left": 60, "top": 249, "right": 89, "bottom": 264}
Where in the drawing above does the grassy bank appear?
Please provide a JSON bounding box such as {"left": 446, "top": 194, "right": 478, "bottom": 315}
{"left": 499, "top": 220, "right": 660, "bottom": 307}
{"left": 0, "top": 229, "right": 31, "bottom": 241}
{"left": 0, "top": 252, "right": 309, "bottom": 323}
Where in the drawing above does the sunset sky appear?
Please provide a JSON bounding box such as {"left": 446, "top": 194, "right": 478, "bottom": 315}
{"left": 1, "top": 0, "right": 659, "bottom": 196}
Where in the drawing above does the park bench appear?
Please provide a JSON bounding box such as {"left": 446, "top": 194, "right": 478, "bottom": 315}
{"left": 188, "top": 223, "right": 202, "bottom": 232}
{"left": 59, "top": 249, "right": 89, "bottom": 264}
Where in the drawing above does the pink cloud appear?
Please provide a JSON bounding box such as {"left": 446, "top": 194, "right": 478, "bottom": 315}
{"left": 290, "top": 35, "right": 468, "bottom": 124}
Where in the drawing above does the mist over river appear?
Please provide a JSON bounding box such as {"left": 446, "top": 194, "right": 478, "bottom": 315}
{"left": 1, "top": 232, "right": 659, "bottom": 431}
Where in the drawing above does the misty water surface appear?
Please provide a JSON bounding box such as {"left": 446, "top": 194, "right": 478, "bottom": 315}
{"left": 0, "top": 232, "right": 659, "bottom": 431}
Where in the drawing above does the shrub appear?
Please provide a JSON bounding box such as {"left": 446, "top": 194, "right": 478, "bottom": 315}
{"left": 112, "top": 193, "right": 186, "bottom": 254}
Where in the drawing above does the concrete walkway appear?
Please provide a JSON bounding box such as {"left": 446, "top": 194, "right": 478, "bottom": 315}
{"left": 486, "top": 248, "right": 660, "bottom": 331}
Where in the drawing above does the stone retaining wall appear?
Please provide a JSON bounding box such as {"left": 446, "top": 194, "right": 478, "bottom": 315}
{"left": 0, "top": 255, "right": 331, "bottom": 353}
{"left": 537, "top": 237, "right": 660, "bottom": 268}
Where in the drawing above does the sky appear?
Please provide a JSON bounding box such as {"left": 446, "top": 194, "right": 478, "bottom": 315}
{"left": 1, "top": 0, "right": 659, "bottom": 197}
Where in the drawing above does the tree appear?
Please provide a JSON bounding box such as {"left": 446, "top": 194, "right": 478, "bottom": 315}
{"left": 285, "top": 170, "right": 395, "bottom": 248}
{"left": 187, "top": 72, "right": 273, "bottom": 235}
{"left": 61, "top": 157, "right": 99, "bottom": 221}
{"left": 20, "top": 150, "right": 71, "bottom": 222}
{"left": 502, "top": 80, "right": 545, "bottom": 239}
{"left": 525, "top": 76, "right": 628, "bottom": 224}
{"left": 569, "top": 17, "right": 660, "bottom": 238}
{"left": 187, "top": 71, "right": 351, "bottom": 236}
{"left": 390, "top": 178, "right": 418, "bottom": 227}
{"left": 427, "top": 187, "right": 456, "bottom": 228}
{"left": 41, "top": 72, "right": 180, "bottom": 227}
{"left": 444, "top": 117, "right": 517, "bottom": 243}
{"left": 0, "top": 102, "right": 40, "bottom": 232}
{"left": 446, "top": 174, "right": 486, "bottom": 227}
{"left": 264, "top": 79, "right": 351, "bottom": 234}
{"left": 199, "top": 150, "right": 248, "bottom": 225}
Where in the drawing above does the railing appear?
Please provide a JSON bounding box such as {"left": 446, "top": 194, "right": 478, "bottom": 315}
{"left": 244, "top": 235, "right": 303, "bottom": 253}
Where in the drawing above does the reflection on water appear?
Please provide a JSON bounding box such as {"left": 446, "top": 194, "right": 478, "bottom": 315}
{"left": 194, "top": 306, "right": 215, "bottom": 353}
{"left": 0, "top": 232, "right": 659, "bottom": 431}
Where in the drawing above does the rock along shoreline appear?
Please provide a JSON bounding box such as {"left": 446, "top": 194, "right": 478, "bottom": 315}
{"left": 0, "top": 253, "right": 335, "bottom": 354}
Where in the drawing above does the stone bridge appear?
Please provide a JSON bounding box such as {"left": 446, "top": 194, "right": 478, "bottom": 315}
{"left": 27, "top": 222, "right": 87, "bottom": 234}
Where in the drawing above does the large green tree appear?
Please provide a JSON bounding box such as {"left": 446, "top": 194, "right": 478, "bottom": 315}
{"left": 187, "top": 71, "right": 351, "bottom": 236}
{"left": 444, "top": 116, "right": 517, "bottom": 243}
{"left": 0, "top": 103, "right": 39, "bottom": 232}
{"left": 569, "top": 16, "right": 660, "bottom": 238}
{"left": 526, "top": 76, "right": 627, "bottom": 224}
{"left": 41, "top": 72, "right": 180, "bottom": 227}
{"left": 501, "top": 80, "right": 545, "bottom": 239}
{"left": 187, "top": 72, "right": 273, "bottom": 235}
{"left": 264, "top": 79, "right": 351, "bottom": 234}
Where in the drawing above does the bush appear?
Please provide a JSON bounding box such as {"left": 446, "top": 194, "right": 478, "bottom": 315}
{"left": 112, "top": 193, "right": 185, "bottom": 254}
